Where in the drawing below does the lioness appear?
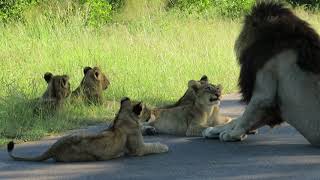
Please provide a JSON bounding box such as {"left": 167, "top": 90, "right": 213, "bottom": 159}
{"left": 8, "top": 97, "right": 169, "bottom": 162}
{"left": 142, "top": 80, "right": 231, "bottom": 136}
{"left": 203, "top": 2, "right": 320, "bottom": 146}
{"left": 33, "top": 72, "right": 71, "bottom": 114}
{"left": 72, "top": 66, "right": 110, "bottom": 105}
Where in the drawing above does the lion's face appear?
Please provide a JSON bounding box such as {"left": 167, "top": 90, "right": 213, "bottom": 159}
{"left": 131, "top": 101, "right": 152, "bottom": 123}
{"left": 82, "top": 66, "right": 110, "bottom": 90}
{"left": 43, "top": 72, "right": 71, "bottom": 100}
{"left": 112, "top": 97, "right": 144, "bottom": 134}
{"left": 74, "top": 66, "right": 110, "bottom": 104}
{"left": 189, "top": 80, "right": 222, "bottom": 107}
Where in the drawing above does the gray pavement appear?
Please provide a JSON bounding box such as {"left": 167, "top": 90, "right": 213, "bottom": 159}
{"left": 1, "top": 94, "right": 320, "bottom": 180}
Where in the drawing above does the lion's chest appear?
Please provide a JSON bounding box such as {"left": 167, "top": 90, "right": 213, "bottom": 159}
{"left": 277, "top": 58, "right": 320, "bottom": 129}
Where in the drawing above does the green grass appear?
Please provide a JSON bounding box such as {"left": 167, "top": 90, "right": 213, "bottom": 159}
{"left": 0, "top": 2, "right": 320, "bottom": 146}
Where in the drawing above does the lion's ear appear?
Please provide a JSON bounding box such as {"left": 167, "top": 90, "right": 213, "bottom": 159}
{"left": 83, "top": 67, "right": 92, "bottom": 75}
{"left": 216, "top": 84, "right": 223, "bottom": 91}
{"left": 188, "top": 80, "right": 201, "bottom": 92}
{"left": 120, "top": 97, "right": 131, "bottom": 107}
{"left": 94, "top": 70, "right": 100, "bottom": 80}
{"left": 133, "top": 102, "right": 143, "bottom": 116}
{"left": 200, "top": 75, "right": 208, "bottom": 82}
{"left": 44, "top": 72, "right": 53, "bottom": 83}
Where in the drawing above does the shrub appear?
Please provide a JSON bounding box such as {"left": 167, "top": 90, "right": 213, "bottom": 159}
{"left": 287, "top": 0, "right": 320, "bottom": 9}
{"left": 0, "top": 0, "right": 39, "bottom": 23}
{"left": 167, "top": 0, "right": 255, "bottom": 18}
{"left": 214, "top": 0, "right": 255, "bottom": 18}
{"left": 84, "top": 0, "right": 113, "bottom": 26}
{"left": 167, "top": 0, "right": 213, "bottom": 13}
{"left": 107, "top": 0, "right": 125, "bottom": 10}
{"left": 0, "top": 0, "right": 114, "bottom": 26}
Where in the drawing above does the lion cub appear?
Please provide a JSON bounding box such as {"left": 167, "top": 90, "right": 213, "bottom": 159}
{"left": 33, "top": 72, "right": 71, "bottom": 114}
{"left": 161, "top": 75, "right": 209, "bottom": 108}
{"left": 8, "top": 97, "right": 169, "bottom": 162}
{"left": 142, "top": 80, "right": 231, "bottom": 136}
{"left": 72, "top": 66, "right": 110, "bottom": 105}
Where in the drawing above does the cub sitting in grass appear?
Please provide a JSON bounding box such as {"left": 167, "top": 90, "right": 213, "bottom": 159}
{"left": 8, "top": 97, "right": 168, "bottom": 162}
{"left": 33, "top": 72, "right": 71, "bottom": 114}
{"left": 141, "top": 80, "right": 231, "bottom": 136}
{"left": 72, "top": 66, "right": 110, "bottom": 105}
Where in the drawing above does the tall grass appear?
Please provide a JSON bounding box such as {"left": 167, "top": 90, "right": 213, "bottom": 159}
{"left": 0, "top": 1, "right": 319, "bottom": 145}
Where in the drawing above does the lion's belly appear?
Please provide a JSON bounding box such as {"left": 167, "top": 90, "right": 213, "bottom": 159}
{"left": 277, "top": 57, "right": 320, "bottom": 145}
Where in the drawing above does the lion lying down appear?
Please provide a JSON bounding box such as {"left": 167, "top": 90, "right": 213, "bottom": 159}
{"left": 7, "top": 97, "right": 168, "bottom": 162}
{"left": 141, "top": 79, "right": 231, "bottom": 136}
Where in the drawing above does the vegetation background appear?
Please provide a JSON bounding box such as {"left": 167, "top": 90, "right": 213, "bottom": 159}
{"left": 0, "top": 0, "right": 319, "bottom": 145}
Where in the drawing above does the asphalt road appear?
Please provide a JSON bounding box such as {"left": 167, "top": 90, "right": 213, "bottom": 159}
{"left": 1, "top": 94, "right": 320, "bottom": 180}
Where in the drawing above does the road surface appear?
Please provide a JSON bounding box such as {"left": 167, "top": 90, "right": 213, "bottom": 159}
{"left": 1, "top": 94, "right": 319, "bottom": 180}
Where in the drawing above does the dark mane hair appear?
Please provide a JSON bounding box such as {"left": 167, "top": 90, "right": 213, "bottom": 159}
{"left": 237, "top": 1, "right": 320, "bottom": 103}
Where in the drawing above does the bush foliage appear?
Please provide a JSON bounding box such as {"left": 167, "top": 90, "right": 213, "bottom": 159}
{"left": 0, "top": 0, "right": 114, "bottom": 26}
{"left": 0, "top": 0, "right": 320, "bottom": 25}
{"left": 167, "top": 0, "right": 255, "bottom": 18}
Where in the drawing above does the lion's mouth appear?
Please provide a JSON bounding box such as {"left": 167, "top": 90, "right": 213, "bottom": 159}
{"left": 209, "top": 97, "right": 219, "bottom": 102}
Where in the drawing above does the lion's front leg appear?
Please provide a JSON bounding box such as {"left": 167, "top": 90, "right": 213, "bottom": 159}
{"left": 203, "top": 68, "right": 277, "bottom": 142}
{"left": 186, "top": 125, "right": 208, "bottom": 137}
{"left": 134, "top": 143, "right": 169, "bottom": 156}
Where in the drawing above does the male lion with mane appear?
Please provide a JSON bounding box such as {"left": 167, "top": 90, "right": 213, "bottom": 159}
{"left": 203, "top": 1, "right": 320, "bottom": 146}
{"left": 8, "top": 97, "right": 168, "bottom": 162}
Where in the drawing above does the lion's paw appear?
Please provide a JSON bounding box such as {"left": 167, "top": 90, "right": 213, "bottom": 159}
{"left": 219, "top": 129, "right": 247, "bottom": 142}
{"left": 142, "top": 125, "right": 157, "bottom": 136}
{"left": 202, "top": 121, "right": 247, "bottom": 142}
{"left": 158, "top": 143, "right": 169, "bottom": 153}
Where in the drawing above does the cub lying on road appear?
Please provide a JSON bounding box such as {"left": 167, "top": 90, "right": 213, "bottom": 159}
{"left": 8, "top": 97, "right": 168, "bottom": 162}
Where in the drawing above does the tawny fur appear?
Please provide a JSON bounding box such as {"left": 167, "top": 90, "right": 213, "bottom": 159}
{"left": 8, "top": 97, "right": 168, "bottom": 162}
{"left": 33, "top": 72, "right": 71, "bottom": 114}
{"left": 161, "top": 75, "right": 210, "bottom": 108}
{"left": 72, "top": 66, "right": 110, "bottom": 105}
{"left": 142, "top": 80, "right": 231, "bottom": 137}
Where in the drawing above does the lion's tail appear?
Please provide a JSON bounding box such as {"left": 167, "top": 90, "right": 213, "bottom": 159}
{"left": 7, "top": 141, "right": 52, "bottom": 162}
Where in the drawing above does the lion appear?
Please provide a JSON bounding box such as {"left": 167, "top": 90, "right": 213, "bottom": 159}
{"left": 7, "top": 97, "right": 169, "bottom": 162}
{"left": 161, "top": 75, "right": 209, "bottom": 108}
{"left": 33, "top": 72, "right": 71, "bottom": 114}
{"left": 203, "top": 1, "right": 320, "bottom": 146}
{"left": 72, "top": 66, "right": 110, "bottom": 105}
{"left": 141, "top": 80, "right": 231, "bottom": 136}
